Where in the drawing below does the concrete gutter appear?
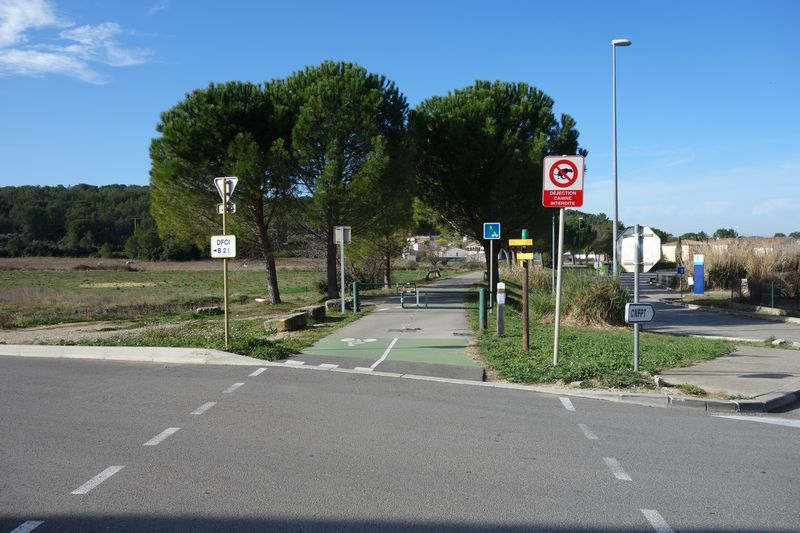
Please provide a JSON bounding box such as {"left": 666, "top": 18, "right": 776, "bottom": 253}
{"left": 0, "top": 344, "right": 264, "bottom": 366}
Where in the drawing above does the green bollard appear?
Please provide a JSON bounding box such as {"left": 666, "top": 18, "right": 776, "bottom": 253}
{"left": 352, "top": 281, "right": 359, "bottom": 312}
{"left": 478, "top": 288, "right": 487, "bottom": 330}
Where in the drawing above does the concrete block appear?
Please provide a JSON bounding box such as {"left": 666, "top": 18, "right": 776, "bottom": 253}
{"left": 668, "top": 396, "right": 708, "bottom": 410}
{"left": 265, "top": 312, "right": 307, "bottom": 332}
{"left": 295, "top": 304, "right": 325, "bottom": 321}
{"left": 704, "top": 399, "right": 740, "bottom": 413}
{"left": 195, "top": 306, "right": 222, "bottom": 315}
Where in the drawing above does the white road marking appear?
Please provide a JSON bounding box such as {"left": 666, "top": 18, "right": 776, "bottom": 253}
{"left": 285, "top": 360, "right": 305, "bottom": 366}
{"left": 319, "top": 363, "right": 339, "bottom": 369}
{"left": 354, "top": 366, "right": 374, "bottom": 372}
{"left": 559, "top": 397, "right": 575, "bottom": 411}
{"left": 249, "top": 367, "right": 267, "bottom": 376}
{"left": 713, "top": 414, "right": 800, "bottom": 429}
{"left": 223, "top": 382, "right": 244, "bottom": 393}
{"left": 641, "top": 509, "right": 674, "bottom": 533}
{"left": 191, "top": 401, "right": 217, "bottom": 415}
{"left": 71, "top": 465, "right": 124, "bottom": 494}
{"left": 143, "top": 427, "right": 180, "bottom": 446}
{"left": 603, "top": 457, "right": 632, "bottom": 481}
{"left": 370, "top": 337, "right": 399, "bottom": 369}
{"left": 10, "top": 521, "right": 44, "bottom": 533}
{"left": 378, "top": 308, "right": 389, "bottom": 311}
{"left": 578, "top": 423, "right": 598, "bottom": 440}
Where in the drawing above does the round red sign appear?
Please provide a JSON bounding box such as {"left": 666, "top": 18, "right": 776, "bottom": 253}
{"left": 549, "top": 159, "right": 579, "bottom": 188}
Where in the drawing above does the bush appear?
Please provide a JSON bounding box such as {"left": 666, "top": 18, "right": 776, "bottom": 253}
{"left": 569, "top": 277, "right": 628, "bottom": 326}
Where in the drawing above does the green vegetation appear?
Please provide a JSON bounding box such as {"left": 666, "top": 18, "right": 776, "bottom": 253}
{"left": 469, "top": 305, "right": 734, "bottom": 387}
{"left": 676, "top": 383, "right": 707, "bottom": 396}
{"left": 69, "top": 311, "right": 363, "bottom": 361}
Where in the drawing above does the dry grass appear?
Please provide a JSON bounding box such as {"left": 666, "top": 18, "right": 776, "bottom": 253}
{"left": 684, "top": 240, "right": 800, "bottom": 289}
{"left": 0, "top": 256, "right": 325, "bottom": 272}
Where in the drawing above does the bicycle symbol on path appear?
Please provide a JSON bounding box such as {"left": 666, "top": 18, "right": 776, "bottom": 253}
{"left": 340, "top": 338, "right": 377, "bottom": 347}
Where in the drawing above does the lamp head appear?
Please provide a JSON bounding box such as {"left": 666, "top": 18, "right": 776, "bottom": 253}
{"left": 612, "top": 39, "right": 632, "bottom": 46}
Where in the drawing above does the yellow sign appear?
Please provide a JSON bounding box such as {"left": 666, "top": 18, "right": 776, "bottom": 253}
{"left": 508, "top": 239, "right": 533, "bottom": 247}
{"left": 516, "top": 252, "right": 534, "bottom": 260}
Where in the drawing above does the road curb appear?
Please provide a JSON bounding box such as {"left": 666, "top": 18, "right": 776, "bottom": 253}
{"left": 660, "top": 296, "right": 800, "bottom": 324}
{"left": 0, "top": 344, "right": 265, "bottom": 366}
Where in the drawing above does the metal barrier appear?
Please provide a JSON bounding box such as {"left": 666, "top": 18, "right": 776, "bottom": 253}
{"left": 352, "top": 281, "right": 416, "bottom": 312}
{"left": 400, "top": 287, "right": 488, "bottom": 329}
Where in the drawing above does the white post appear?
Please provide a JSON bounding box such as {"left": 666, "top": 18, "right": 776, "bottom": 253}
{"left": 633, "top": 224, "right": 641, "bottom": 371}
{"left": 551, "top": 214, "right": 556, "bottom": 293}
{"left": 222, "top": 185, "right": 229, "bottom": 348}
{"left": 612, "top": 43, "right": 619, "bottom": 278}
{"left": 340, "top": 241, "right": 346, "bottom": 313}
{"left": 553, "top": 208, "right": 566, "bottom": 365}
{"left": 496, "top": 282, "right": 506, "bottom": 336}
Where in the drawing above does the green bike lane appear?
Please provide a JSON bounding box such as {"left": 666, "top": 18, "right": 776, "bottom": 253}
{"left": 287, "top": 272, "right": 486, "bottom": 381}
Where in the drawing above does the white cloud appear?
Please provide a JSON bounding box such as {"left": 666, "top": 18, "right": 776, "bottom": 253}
{"left": 0, "top": 0, "right": 150, "bottom": 84}
{"left": 752, "top": 198, "right": 799, "bottom": 216}
{"left": 148, "top": 2, "right": 168, "bottom": 16}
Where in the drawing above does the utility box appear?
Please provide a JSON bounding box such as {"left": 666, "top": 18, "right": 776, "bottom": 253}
{"left": 334, "top": 226, "right": 351, "bottom": 244}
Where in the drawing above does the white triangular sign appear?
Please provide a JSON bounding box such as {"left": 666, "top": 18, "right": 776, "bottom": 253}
{"left": 213, "top": 177, "right": 238, "bottom": 201}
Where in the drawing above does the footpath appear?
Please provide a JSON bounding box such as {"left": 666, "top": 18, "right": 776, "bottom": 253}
{"left": 290, "top": 271, "right": 485, "bottom": 381}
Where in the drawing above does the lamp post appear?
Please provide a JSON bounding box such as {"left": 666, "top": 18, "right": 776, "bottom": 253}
{"left": 612, "top": 38, "right": 631, "bottom": 278}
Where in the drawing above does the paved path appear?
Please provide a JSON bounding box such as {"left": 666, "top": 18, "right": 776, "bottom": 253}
{"left": 296, "top": 272, "right": 485, "bottom": 380}
{"left": 637, "top": 284, "right": 800, "bottom": 342}
{"left": 1, "top": 355, "right": 799, "bottom": 532}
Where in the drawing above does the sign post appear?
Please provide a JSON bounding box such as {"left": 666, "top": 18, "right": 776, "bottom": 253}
{"left": 212, "top": 177, "right": 238, "bottom": 348}
{"left": 543, "top": 155, "right": 584, "bottom": 365}
{"left": 483, "top": 222, "right": 501, "bottom": 304}
{"left": 496, "top": 282, "right": 506, "bottom": 336}
{"left": 335, "top": 226, "right": 351, "bottom": 312}
{"left": 509, "top": 233, "right": 533, "bottom": 350}
{"left": 633, "top": 224, "right": 642, "bottom": 370}
{"left": 677, "top": 265, "right": 685, "bottom": 301}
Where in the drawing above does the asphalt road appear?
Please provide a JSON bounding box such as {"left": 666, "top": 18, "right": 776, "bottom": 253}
{"left": 2, "top": 355, "right": 799, "bottom": 532}
{"left": 638, "top": 285, "right": 800, "bottom": 342}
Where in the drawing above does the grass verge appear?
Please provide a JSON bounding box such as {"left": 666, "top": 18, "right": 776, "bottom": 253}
{"left": 66, "top": 311, "right": 365, "bottom": 361}
{"left": 468, "top": 306, "right": 734, "bottom": 389}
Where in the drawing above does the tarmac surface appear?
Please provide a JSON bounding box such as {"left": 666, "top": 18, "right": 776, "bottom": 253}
{"left": 295, "top": 272, "right": 486, "bottom": 381}
{"left": 1, "top": 355, "right": 799, "bottom": 532}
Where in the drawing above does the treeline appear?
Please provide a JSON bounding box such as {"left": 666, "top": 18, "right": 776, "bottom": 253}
{"left": 0, "top": 185, "right": 201, "bottom": 260}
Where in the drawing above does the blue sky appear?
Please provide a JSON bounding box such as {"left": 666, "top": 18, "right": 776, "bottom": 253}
{"left": 1, "top": 0, "right": 798, "bottom": 237}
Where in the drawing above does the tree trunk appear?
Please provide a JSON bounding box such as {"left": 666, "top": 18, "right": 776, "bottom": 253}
{"left": 326, "top": 226, "right": 338, "bottom": 300}
{"left": 253, "top": 205, "right": 281, "bottom": 304}
{"left": 384, "top": 250, "right": 391, "bottom": 288}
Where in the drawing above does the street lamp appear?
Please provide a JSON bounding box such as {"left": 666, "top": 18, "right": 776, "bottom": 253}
{"left": 611, "top": 38, "right": 631, "bottom": 278}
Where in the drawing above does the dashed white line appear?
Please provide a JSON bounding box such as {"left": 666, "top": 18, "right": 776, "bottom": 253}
{"left": 319, "top": 363, "right": 339, "bottom": 369}
{"left": 10, "top": 521, "right": 44, "bottom": 533}
{"left": 641, "top": 509, "right": 674, "bottom": 533}
{"left": 712, "top": 414, "right": 800, "bottom": 429}
{"left": 603, "top": 457, "right": 632, "bottom": 481}
{"left": 578, "top": 423, "right": 598, "bottom": 440}
{"left": 191, "top": 401, "right": 217, "bottom": 415}
{"left": 249, "top": 367, "right": 267, "bottom": 376}
{"left": 559, "top": 397, "right": 575, "bottom": 411}
{"left": 285, "top": 360, "right": 305, "bottom": 366}
{"left": 223, "top": 382, "right": 244, "bottom": 393}
{"left": 143, "top": 427, "right": 180, "bottom": 446}
{"left": 370, "top": 337, "right": 399, "bottom": 369}
{"left": 71, "top": 465, "right": 124, "bottom": 494}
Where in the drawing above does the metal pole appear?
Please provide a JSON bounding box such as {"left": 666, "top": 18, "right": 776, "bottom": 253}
{"left": 551, "top": 214, "right": 556, "bottom": 293}
{"left": 553, "top": 208, "right": 565, "bottom": 365}
{"left": 489, "top": 239, "right": 493, "bottom": 306}
{"left": 340, "top": 241, "right": 346, "bottom": 313}
{"left": 522, "top": 259, "right": 529, "bottom": 351}
{"left": 222, "top": 194, "right": 229, "bottom": 349}
{"left": 496, "top": 282, "right": 505, "bottom": 336}
{"left": 633, "top": 224, "right": 641, "bottom": 371}
{"left": 612, "top": 43, "right": 619, "bottom": 278}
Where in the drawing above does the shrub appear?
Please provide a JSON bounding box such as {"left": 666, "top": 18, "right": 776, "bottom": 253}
{"left": 569, "top": 277, "right": 628, "bottom": 326}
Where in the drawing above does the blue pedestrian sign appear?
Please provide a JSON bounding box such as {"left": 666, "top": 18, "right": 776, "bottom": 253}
{"left": 483, "top": 222, "right": 501, "bottom": 240}
{"left": 676, "top": 266, "right": 685, "bottom": 276}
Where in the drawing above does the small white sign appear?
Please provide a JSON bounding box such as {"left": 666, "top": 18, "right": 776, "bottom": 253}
{"left": 693, "top": 254, "right": 704, "bottom": 265}
{"left": 335, "top": 226, "right": 351, "bottom": 244}
{"left": 217, "top": 202, "right": 236, "bottom": 214}
{"left": 213, "top": 177, "right": 238, "bottom": 201}
{"left": 625, "top": 303, "right": 655, "bottom": 323}
{"left": 210, "top": 235, "right": 236, "bottom": 258}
